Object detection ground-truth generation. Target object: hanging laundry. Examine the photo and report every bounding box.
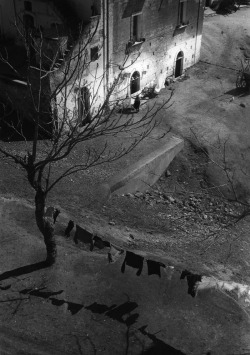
[121,251,144,276]
[74,225,94,250]
[108,244,124,263]
[93,235,111,250]
[64,220,74,238]
[53,208,60,224]
[180,270,202,298]
[164,266,175,281]
[147,259,166,278]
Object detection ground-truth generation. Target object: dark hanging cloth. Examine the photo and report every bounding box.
[180,270,202,298]
[74,225,94,250]
[64,220,74,238]
[147,260,166,278]
[121,251,144,276]
[53,208,60,224]
[93,235,110,250]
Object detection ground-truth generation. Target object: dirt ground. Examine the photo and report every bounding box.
[1,6,250,355]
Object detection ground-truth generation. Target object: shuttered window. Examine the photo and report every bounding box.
[132,13,142,42]
[179,0,187,25]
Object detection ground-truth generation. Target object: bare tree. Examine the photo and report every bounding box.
[0,18,173,265]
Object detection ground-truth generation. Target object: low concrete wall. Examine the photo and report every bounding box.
[96,134,183,202]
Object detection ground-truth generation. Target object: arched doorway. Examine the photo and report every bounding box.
[130,71,140,94]
[78,87,91,126]
[175,51,184,78]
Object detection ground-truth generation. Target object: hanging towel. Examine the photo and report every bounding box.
[108,244,124,263]
[147,260,166,278]
[121,251,144,276]
[164,266,175,281]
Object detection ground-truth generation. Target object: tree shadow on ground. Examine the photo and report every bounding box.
[118,107,137,114]
[139,325,187,355]
[0,261,49,282]
[225,87,250,98]
[85,301,139,326]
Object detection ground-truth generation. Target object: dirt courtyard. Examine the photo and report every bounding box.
[0,6,250,355]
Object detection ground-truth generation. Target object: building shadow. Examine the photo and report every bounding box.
[224,87,250,98]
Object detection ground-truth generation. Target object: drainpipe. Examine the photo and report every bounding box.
[103,0,109,99]
[194,0,202,64]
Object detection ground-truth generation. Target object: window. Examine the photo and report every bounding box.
[179,0,187,26]
[24,1,32,12]
[132,13,142,42]
[90,46,99,62]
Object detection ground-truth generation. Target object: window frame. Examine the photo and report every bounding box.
[90,46,99,62]
[178,0,187,26]
[131,12,143,43]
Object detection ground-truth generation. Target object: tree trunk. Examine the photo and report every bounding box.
[35,189,57,265]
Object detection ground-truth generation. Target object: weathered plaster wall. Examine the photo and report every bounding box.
[110,0,205,98]
[55,16,105,127]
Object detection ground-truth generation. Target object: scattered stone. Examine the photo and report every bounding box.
[126,193,135,198]
[129,234,135,239]
[165,169,171,177]
[134,192,144,198]
[167,196,175,203]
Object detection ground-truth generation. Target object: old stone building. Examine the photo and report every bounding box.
[55,0,205,127]
[0,0,205,135]
[109,0,205,98]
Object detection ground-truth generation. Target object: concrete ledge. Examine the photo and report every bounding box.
[98,134,184,199]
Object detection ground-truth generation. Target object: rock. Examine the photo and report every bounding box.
[240,103,246,108]
[129,234,135,239]
[134,192,144,198]
[168,196,175,203]
[126,193,135,198]
[109,221,116,226]
[203,214,208,220]
[165,169,171,177]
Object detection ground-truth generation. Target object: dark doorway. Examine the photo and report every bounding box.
[175,51,184,78]
[130,71,140,94]
[78,87,91,125]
